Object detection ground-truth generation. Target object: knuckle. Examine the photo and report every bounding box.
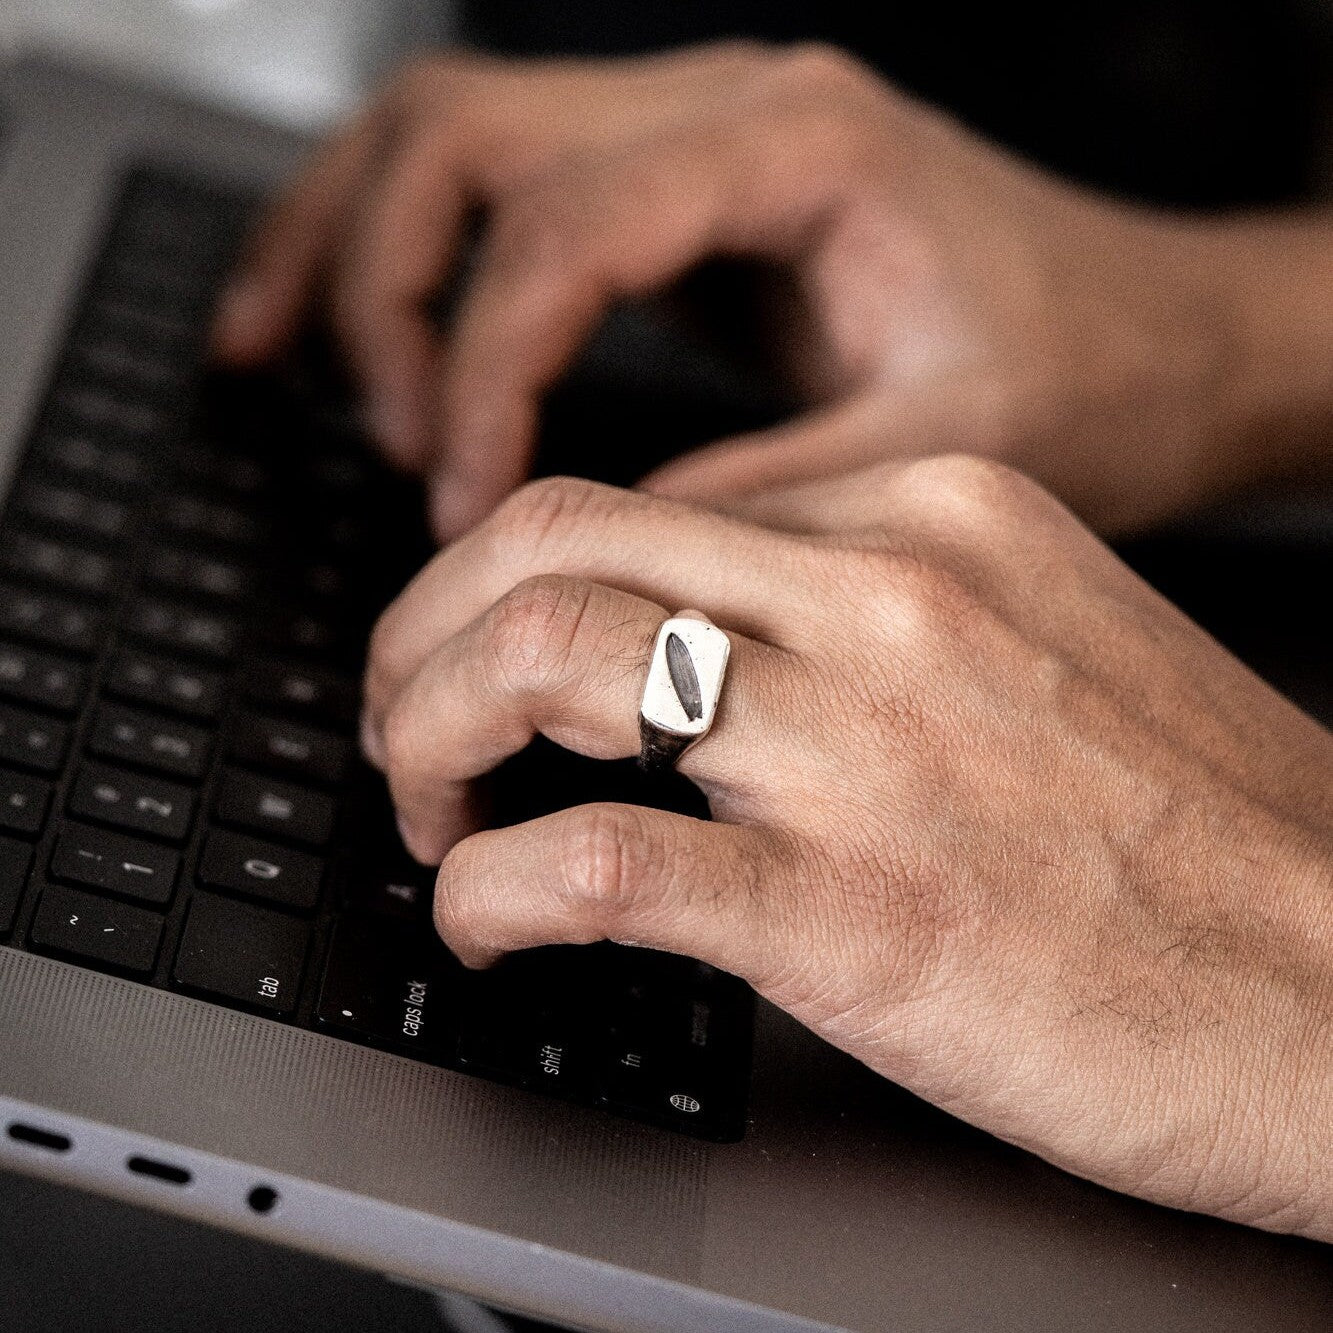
[749,45,885,175]
[698,37,771,67]
[773,42,873,96]
[898,453,1034,527]
[485,573,595,698]
[489,475,605,557]
[388,53,453,106]
[556,805,654,923]
[833,541,971,651]
[489,178,594,277]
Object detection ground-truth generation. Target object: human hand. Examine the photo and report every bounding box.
[359,462,1333,1239]
[211,42,1333,539]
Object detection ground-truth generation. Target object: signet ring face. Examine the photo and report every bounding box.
[638,615,731,773]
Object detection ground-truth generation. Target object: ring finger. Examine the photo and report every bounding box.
[376,573,798,864]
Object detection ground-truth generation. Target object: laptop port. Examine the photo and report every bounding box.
[6,1122,73,1153]
[126,1155,192,1186]
[247,1185,280,1215]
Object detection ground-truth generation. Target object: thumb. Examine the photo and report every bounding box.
[637,389,991,525]
[637,393,933,506]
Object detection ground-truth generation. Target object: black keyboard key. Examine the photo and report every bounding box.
[127,600,240,661]
[0,704,69,774]
[173,893,308,1015]
[106,649,224,720]
[174,446,268,497]
[55,384,165,443]
[227,714,350,785]
[198,830,323,911]
[69,764,194,842]
[456,961,595,1097]
[0,769,52,837]
[598,964,751,1137]
[259,609,351,659]
[243,660,357,725]
[214,769,335,847]
[315,916,457,1055]
[88,704,211,780]
[50,825,179,906]
[39,433,146,489]
[3,532,115,595]
[457,1006,595,1098]
[342,866,433,921]
[0,837,32,934]
[16,480,129,541]
[0,642,86,714]
[0,584,103,655]
[162,493,266,548]
[73,336,185,395]
[144,548,253,601]
[31,885,163,975]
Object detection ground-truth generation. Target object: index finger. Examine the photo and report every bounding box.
[211,101,389,366]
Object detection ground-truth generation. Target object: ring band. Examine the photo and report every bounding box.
[638,614,731,774]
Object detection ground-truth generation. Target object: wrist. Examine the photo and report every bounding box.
[1184,213,1333,488]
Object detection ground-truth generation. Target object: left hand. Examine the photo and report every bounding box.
[215,44,1333,540]
[361,463,1333,1240]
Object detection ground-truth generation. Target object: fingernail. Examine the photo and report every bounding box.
[359,710,385,770]
[396,812,438,867]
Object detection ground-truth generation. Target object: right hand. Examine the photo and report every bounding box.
[358,466,1333,1240]
[212,42,1333,540]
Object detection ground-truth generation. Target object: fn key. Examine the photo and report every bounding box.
[173,893,308,1016]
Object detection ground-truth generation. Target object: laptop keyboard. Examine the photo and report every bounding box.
[0,169,752,1142]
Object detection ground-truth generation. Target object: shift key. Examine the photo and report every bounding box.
[173,893,308,1016]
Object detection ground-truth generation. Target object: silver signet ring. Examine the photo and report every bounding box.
[638,613,731,774]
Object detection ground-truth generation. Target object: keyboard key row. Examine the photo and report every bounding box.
[0,641,87,714]
[0,583,104,655]
[15,479,130,542]
[107,649,224,719]
[89,704,211,780]
[69,763,195,842]
[3,530,116,595]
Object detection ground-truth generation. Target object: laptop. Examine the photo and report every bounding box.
[0,54,1329,1333]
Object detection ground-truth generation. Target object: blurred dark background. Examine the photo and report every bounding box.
[463,0,1333,207]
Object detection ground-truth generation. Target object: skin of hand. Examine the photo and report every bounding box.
[357,462,1333,1240]
[212,42,1333,541]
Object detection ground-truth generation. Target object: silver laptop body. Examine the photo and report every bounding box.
[0,54,1329,1333]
